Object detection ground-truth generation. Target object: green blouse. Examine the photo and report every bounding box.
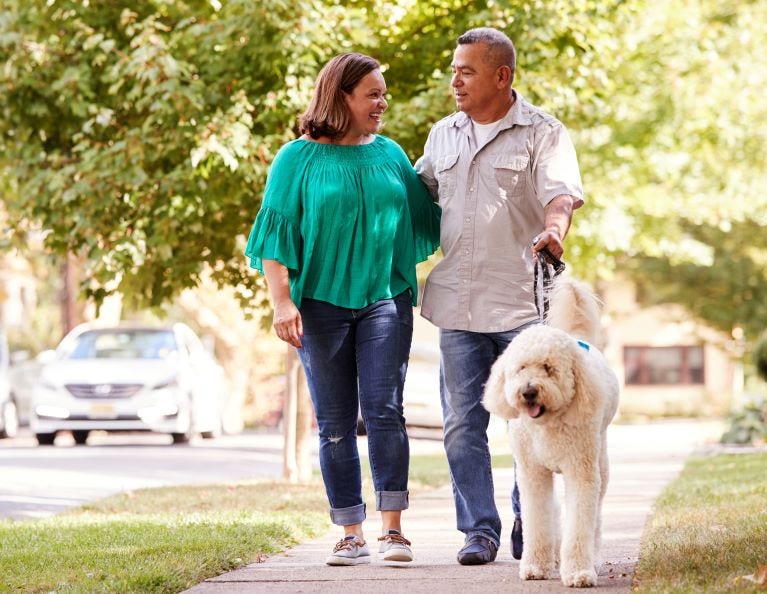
[244,135,441,308]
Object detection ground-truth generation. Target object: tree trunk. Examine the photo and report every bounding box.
[283,346,313,483]
[61,253,78,335]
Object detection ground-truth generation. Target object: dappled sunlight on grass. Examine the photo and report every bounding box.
[634,452,767,593]
[0,482,330,593]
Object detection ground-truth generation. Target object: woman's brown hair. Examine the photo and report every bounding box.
[299,53,380,140]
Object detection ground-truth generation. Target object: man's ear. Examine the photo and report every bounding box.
[497,65,513,88]
[482,356,519,419]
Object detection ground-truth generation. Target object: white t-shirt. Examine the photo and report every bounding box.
[472,119,501,148]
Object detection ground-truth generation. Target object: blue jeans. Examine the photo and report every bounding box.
[439,321,538,545]
[297,292,413,526]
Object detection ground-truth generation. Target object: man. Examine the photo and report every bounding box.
[416,27,583,565]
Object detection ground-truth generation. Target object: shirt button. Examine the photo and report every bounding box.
[470,187,475,192]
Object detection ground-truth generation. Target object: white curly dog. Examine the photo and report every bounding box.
[483,277,619,588]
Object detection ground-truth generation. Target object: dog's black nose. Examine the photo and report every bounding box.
[522,384,538,402]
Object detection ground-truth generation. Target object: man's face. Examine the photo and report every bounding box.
[450,43,502,118]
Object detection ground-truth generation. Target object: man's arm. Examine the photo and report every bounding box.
[532,193,576,261]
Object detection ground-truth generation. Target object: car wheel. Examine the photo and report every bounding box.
[171,399,193,444]
[36,432,57,446]
[171,431,191,444]
[200,417,222,440]
[72,430,89,445]
[0,400,19,439]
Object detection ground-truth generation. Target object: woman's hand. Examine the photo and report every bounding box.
[262,259,303,348]
[272,298,303,348]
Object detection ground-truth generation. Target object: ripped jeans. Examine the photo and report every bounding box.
[296,292,412,526]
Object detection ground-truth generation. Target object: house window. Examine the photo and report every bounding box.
[624,345,705,385]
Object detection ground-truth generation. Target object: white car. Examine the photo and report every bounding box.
[0,329,20,439]
[30,323,227,445]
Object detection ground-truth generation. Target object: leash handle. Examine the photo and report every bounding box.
[533,247,565,321]
[539,246,566,275]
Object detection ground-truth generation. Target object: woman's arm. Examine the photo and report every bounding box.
[262,259,303,348]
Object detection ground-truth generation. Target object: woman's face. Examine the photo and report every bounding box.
[343,68,388,138]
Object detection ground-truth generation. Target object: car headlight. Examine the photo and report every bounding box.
[38,379,59,392]
[153,378,179,391]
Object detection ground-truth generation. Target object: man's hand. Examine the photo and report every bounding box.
[532,228,563,262]
[535,194,576,262]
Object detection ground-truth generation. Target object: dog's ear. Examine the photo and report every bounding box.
[482,355,519,419]
[562,344,598,424]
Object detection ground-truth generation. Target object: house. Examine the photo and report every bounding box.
[602,276,737,419]
[0,251,37,331]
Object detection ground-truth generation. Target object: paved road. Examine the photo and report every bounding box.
[0,429,292,519]
[0,426,448,520]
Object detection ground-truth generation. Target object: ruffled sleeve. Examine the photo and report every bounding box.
[243,141,304,273]
[408,174,441,263]
[394,145,441,263]
[244,206,301,273]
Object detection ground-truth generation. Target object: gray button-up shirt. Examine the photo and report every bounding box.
[415,92,583,332]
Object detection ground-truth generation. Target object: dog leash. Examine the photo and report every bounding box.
[534,246,565,321]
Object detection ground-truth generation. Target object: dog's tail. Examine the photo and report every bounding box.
[546,276,606,350]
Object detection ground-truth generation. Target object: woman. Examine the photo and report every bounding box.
[244,53,440,566]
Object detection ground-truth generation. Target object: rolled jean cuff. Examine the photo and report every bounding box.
[376,490,409,511]
[329,503,366,526]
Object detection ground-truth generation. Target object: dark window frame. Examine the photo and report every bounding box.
[623,345,705,386]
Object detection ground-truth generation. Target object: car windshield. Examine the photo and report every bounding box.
[64,330,178,360]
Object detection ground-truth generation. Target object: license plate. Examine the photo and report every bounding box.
[89,403,117,419]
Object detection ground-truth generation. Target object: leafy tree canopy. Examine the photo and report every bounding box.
[1,0,360,311]
[1,0,765,341]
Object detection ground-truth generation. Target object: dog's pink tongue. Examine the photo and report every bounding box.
[526,404,542,418]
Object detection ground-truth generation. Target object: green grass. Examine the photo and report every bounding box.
[633,452,767,593]
[406,451,513,489]
[0,451,515,593]
[0,481,329,593]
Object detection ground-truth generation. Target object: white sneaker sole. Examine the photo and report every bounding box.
[325,554,371,566]
[381,549,413,562]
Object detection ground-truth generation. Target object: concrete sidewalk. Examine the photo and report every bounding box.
[185,419,723,593]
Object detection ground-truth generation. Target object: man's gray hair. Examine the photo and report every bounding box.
[457,27,516,76]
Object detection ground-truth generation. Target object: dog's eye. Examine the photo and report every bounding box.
[543,363,553,375]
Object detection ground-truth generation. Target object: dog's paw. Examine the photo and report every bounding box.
[520,563,549,580]
[561,568,597,588]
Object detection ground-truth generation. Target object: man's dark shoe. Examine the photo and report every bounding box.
[457,534,498,565]
[511,517,523,560]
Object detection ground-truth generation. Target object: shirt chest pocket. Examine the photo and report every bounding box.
[493,153,529,199]
[435,153,459,199]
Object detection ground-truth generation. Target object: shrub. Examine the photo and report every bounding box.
[720,397,767,445]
